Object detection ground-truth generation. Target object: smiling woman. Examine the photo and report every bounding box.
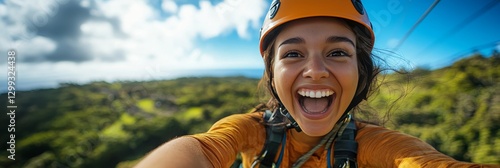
[135,0,500,168]
[272,18,360,137]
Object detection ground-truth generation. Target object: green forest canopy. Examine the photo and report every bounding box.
[1,52,499,167]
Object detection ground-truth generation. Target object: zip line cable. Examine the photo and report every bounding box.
[449,40,500,60]
[393,0,441,50]
[433,40,500,68]
[414,0,500,58]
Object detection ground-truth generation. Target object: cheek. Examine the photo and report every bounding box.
[335,63,359,96]
[273,64,288,91]
[272,63,297,100]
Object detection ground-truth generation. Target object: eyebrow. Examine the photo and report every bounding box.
[278,36,356,48]
[278,37,304,47]
[327,36,355,47]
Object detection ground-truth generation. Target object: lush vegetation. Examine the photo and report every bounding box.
[371,52,500,163]
[1,52,499,167]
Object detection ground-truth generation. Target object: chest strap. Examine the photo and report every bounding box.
[252,110,286,168]
[253,110,358,168]
[333,119,358,168]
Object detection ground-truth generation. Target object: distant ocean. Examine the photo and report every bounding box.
[2,68,265,92]
[168,68,264,79]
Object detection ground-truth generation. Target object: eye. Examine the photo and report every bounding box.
[327,50,351,57]
[283,51,302,58]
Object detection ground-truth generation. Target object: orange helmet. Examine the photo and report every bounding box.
[259,0,374,56]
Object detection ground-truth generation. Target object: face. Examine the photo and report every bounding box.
[272,17,359,136]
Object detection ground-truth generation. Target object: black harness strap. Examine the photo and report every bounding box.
[253,111,358,168]
[333,120,358,168]
[256,110,285,168]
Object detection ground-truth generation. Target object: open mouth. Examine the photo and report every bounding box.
[297,89,334,114]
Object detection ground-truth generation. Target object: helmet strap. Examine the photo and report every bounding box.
[278,104,302,132]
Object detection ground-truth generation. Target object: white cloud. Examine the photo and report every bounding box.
[80,21,114,37]
[387,38,400,49]
[79,21,127,61]
[0,0,69,61]
[1,0,266,63]
[18,36,57,58]
[162,0,177,13]
[80,0,91,8]
[0,0,268,89]
[83,0,266,67]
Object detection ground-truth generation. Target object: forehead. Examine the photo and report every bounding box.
[276,17,356,42]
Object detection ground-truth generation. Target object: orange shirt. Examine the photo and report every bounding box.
[190,112,499,168]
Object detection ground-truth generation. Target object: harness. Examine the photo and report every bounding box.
[252,110,358,168]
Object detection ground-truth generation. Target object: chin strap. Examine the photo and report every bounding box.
[278,104,302,132]
[267,77,302,132]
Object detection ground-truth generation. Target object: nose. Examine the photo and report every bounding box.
[302,55,329,80]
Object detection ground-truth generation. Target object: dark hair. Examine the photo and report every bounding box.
[256,19,382,124]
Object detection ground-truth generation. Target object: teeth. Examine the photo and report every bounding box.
[298,89,334,98]
[315,91,321,98]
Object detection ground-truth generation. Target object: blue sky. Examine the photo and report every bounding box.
[201,0,500,69]
[170,0,500,69]
[0,0,499,91]
[364,0,500,68]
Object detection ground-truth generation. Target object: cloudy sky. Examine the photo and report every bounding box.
[0,0,499,91]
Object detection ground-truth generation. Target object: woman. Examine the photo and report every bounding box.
[136,0,499,167]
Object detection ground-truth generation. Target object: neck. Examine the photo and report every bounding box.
[290,129,322,147]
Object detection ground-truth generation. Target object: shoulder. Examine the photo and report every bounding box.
[192,112,266,150]
[189,112,267,167]
[355,122,437,167]
[354,122,491,167]
[209,112,264,132]
[355,122,435,151]
[355,122,418,140]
